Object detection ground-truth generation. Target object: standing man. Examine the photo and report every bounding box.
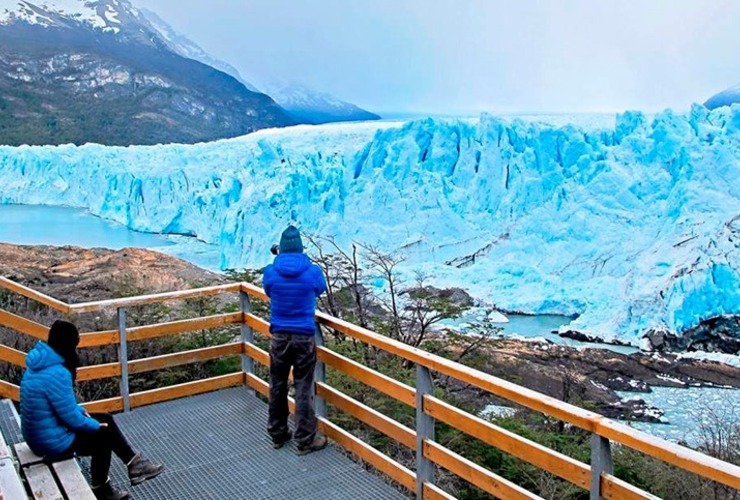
[263,225,328,454]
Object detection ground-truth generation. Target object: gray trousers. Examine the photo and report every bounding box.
[268,333,317,446]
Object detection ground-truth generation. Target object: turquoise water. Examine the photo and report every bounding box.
[0,205,172,248]
[0,205,221,270]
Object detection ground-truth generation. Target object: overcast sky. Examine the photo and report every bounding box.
[143,0,739,115]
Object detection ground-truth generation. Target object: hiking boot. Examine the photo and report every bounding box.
[128,453,165,486]
[92,480,130,500]
[296,434,328,456]
[272,432,292,449]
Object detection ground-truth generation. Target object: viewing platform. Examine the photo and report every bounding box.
[0,387,405,499]
[0,276,738,499]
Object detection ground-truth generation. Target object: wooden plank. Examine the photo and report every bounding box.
[423,482,457,500]
[129,372,243,408]
[126,312,242,343]
[0,458,27,500]
[81,397,123,414]
[316,382,416,449]
[597,418,740,492]
[52,460,96,500]
[601,473,660,500]
[68,283,241,313]
[78,330,119,349]
[318,348,416,407]
[77,362,121,382]
[0,277,70,313]
[319,417,416,492]
[14,442,43,467]
[244,313,270,336]
[243,342,270,367]
[0,309,48,341]
[0,344,26,368]
[424,395,590,489]
[424,440,543,500]
[128,343,241,375]
[0,381,19,402]
[26,463,64,500]
[240,282,269,302]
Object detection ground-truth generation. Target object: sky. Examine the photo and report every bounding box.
[142,0,739,115]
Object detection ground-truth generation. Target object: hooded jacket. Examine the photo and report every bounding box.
[263,253,327,335]
[20,341,100,457]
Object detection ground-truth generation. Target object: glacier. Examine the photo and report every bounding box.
[0,106,739,347]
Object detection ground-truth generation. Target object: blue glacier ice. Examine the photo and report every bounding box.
[0,106,739,347]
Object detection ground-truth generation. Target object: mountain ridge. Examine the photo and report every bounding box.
[0,0,293,146]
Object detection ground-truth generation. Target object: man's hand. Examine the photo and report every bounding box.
[99,423,108,428]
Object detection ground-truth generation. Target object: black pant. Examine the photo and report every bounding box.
[268,333,317,447]
[66,413,136,487]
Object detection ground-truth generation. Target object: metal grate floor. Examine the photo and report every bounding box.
[0,388,409,499]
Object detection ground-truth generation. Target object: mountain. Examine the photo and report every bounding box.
[0,0,293,146]
[259,81,381,124]
[138,8,260,93]
[135,8,380,125]
[1,105,739,349]
[705,82,740,109]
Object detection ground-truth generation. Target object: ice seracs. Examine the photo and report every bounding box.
[0,105,738,348]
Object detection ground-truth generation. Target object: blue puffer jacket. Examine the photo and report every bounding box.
[20,342,100,457]
[263,253,327,335]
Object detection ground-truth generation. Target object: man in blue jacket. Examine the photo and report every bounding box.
[263,225,328,454]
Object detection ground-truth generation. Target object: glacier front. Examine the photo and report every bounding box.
[0,106,739,347]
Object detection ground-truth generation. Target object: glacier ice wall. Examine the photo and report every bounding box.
[0,107,739,345]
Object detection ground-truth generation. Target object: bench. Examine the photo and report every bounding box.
[0,430,25,500]
[14,442,95,500]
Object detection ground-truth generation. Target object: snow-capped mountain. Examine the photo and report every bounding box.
[1,105,738,349]
[134,7,379,125]
[0,0,292,145]
[705,81,740,109]
[138,7,261,93]
[259,81,381,124]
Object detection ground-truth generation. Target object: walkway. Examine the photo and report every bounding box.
[0,388,408,499]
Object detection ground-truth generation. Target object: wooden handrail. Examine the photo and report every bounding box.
[1,276,739,496]
[0,277,70,313]
[69,283,242,313]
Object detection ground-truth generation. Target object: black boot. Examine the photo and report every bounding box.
[128,453,165,486]
[92,479,129,500]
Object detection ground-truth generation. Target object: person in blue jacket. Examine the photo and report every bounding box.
[263,225,328,454]
[20,320,164,500]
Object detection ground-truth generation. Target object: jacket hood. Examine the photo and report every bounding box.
[273,253,311,278]
[25,341,64,372]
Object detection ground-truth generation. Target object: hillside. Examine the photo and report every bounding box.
[0,0,293,146]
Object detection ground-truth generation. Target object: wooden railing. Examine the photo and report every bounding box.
[0,277,738,499]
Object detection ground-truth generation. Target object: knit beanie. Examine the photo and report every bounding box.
[47,320,81,381]
[279,225,304,254]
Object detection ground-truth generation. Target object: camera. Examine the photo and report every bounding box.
[270,244,280,255]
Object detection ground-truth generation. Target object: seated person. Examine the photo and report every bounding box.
[20,320,164,500]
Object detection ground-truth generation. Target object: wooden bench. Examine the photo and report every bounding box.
[0,431,25,500]
[13,442,95,500]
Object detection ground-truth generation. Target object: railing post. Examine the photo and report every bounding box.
[416,365,435,498]
[117,307,130,413]
[240,291,255,381]
[314,323,327,419]
[590,434,613,500]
